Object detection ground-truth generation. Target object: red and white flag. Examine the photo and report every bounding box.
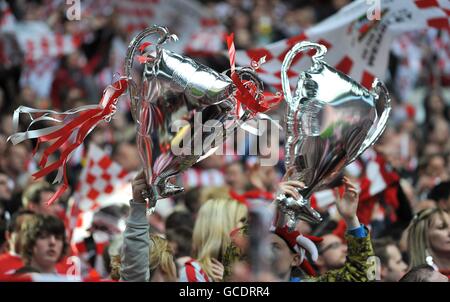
[235,0,450,90]
[310,149,400,225]
[179,167,225,190]
[115,0,225,55]
[1,20,81,63]
[0,0,15,30]
[68,144,133,244]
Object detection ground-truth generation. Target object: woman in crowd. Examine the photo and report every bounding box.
[179,197,248,282]
[120,170,247,282]
[111,234,177,282]
[406,207,450,277]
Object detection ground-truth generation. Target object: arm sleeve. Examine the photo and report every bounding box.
[120,201,150,282]
[311,226,375,282]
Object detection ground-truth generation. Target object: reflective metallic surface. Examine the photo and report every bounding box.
[125,26,264,213]
[277,41,391,230]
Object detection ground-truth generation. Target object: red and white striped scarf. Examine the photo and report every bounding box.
[179,258,210,282]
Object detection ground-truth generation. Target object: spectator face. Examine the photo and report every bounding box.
[225,163,247,192]
[29,190,62,217]
[31,232,64,272]
[429,119,450,146]
[318,234,347,270]
[429,93,445,115]
[428,212,450,257]
[113,143,141,172]
[269,234,299,280]
[0,173,13,201]
[425,155,447,179]
[2,145,27,176]
[382,244,408,282]
[259,166,277,192]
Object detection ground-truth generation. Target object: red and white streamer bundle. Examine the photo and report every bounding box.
[8,78,129,206]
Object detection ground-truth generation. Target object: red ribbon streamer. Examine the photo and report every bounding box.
[31,78,128,206]
[226,33,282,114]
[226,33,271,115]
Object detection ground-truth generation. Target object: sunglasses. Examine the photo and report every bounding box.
[319,241,343,254]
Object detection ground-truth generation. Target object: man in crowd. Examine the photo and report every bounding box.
[400,264,448,282]
[316,233,348,275]
[22,181,62,217]
[17,214,68,274]
[372,237,408,281]
[224,161,248,194]
[428,181,450,210]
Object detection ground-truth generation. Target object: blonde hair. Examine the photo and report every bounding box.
[148,234,177,281]
[192,198,247,281]
[111,234,177,281]
[407,207,449,268]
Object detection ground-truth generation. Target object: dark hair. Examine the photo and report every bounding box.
[423,90,450,127]
[372,237,397,267]
[165,211,194,231]
[399,264,436,282]
[166,227,193,258]
[14,266,41,275]
[183,187,202,214]
[20,214,68,264]
[428,181,450,203]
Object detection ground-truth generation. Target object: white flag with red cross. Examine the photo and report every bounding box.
[235,0,450,90]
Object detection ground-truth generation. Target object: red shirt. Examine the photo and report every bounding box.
[440,269,450,279]
[0,252,76,275]
[0,253,23,275]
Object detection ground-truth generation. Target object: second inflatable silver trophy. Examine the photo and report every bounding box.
[276,41,391,230]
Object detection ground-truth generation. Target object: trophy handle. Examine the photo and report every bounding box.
[281,42,327,168]
[124,25,177,122]
[280,41,327,108]
[349,79,391,163]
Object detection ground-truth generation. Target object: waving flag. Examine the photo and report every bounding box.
[235,0,450,90]
[115,0,225,55]
[68,143,133,243]
[310,149,401,239]
[1,1,81,64]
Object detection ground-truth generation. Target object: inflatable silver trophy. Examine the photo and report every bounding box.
[7,25,265,210]
[125,25,265,214]
[276,41,391,230]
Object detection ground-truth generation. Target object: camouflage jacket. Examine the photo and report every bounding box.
[307,231,375,282]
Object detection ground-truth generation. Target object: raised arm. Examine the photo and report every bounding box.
[120,170,150,282]
[314,177,375,282]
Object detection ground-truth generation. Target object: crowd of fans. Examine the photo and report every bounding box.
[0,0,449,282]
